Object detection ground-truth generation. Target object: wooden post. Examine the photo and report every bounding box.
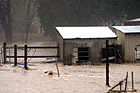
[24,45,28,70]
[56,46,60,77]
[120,84,122,92]
[125,72,128,90]
[106,40,109,86]
[9,48,11,62]
[14,45,17,66]
[0,48,1,65]
[3,42,6,64]
[132,71,134,89]
[56,61,60,77]
[1,48,3,64]
[115,45,118,62]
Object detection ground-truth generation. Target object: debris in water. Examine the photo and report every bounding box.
[44,70,56,76]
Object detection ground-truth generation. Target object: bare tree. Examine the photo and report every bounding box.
[25,0,37,42]
[0,0,12,42]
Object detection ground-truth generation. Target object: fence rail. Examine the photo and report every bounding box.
[6,56,60,58]
[6,46,59,49]
[1,42,59,70]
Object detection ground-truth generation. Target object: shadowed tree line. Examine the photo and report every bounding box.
[38,0,140,40]
[0,0,12,42]
[0,0,39,42]
[0,0,140,42]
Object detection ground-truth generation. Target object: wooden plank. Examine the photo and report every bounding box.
[125,72,128,90]
[107,90,137,92]
[6,47,24,49]
[24,45,28,70]
[102,56,115,61]
[106,40,109,87]
[56,47,60,77]
[3,42,6,64]
[108,78,126,91]
[132,71,134,89]
[78,56,89,57]
[28,46,59,49]
[14,45,17,66]
[6,56,60,58]
[6,46,59,49]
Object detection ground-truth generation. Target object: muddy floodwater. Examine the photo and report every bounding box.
[0,63,140,93]
[0,42,140,92]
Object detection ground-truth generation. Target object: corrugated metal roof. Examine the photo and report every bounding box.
[128,18,140,22]
[56,27,117,39]
[113,26,140,33]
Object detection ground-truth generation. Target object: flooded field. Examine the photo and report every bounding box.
[0,63,140,93]
[0,42,140,93]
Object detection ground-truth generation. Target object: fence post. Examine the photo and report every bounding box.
[106,40,109,86]
[56,61,60,77]
[3,42,6,64]
[125,72,128,90]
[0,48,1,65]
[56,47,60,77]
[1,48,3,64]
[24,45,28,70]
[132,71,134,89]
[115,45,118,62]
[14,45,17,66]
[120,84,122,92]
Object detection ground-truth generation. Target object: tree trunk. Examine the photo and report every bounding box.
[1,18,12,42]
[25,0,37,42]
[0,0,12,42]
[25,0,31,42]
[6,0,12,42]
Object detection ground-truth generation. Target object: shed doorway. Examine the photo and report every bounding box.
[72,47,90,64]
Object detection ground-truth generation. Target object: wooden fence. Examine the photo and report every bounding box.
[2,42,59,70]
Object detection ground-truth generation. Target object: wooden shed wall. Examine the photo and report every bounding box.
[125,34,140,61]
[57,31,64,61]
[117,30,140,61]
[116,30,125,59]
[63,39,117,65]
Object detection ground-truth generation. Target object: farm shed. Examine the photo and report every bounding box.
[113,26,140,62]
[124,18,140,26]
[56,27,117,65]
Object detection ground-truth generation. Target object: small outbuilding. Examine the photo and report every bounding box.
[124,18,140,26]
[56,26,117,65]
[113,26,140,62]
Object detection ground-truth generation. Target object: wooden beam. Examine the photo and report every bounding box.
[14,45,17,66]
[3,42,6,64]
[6,46,59,49]
[107,90,137,93]
[132,71,134,89]
[125,72,128,90]
[106,40,109,87]
[6,56,60,58]
[28,46,59,49]
[24,45,28,70]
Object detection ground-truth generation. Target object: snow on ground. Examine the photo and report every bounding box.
[0,63,140,93]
